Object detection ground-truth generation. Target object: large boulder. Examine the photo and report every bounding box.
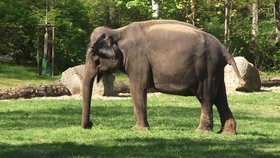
[224,56,261,92]
[61,65,84,95]
[61,65,115,96]
[92,73,115,96]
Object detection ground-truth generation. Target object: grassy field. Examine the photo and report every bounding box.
[1,62,280,157]
[0,92,280,158]
[0,63,60,90]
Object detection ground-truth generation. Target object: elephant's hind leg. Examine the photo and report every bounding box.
[195,97,214,132]
[195,81,214,132]
[215,82,237,134]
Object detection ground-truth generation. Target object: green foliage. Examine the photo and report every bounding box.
[158,1,186,20]
[0,93,280,157]
[0,0,39,64]
[0,0,91,71]
[255,21,279,70]
[229,2,280,70]
[48,0,91,70]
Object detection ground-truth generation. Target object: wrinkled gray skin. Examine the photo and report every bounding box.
[82,20,243,134]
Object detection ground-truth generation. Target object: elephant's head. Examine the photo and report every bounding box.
[82,27,123,128]
[89,27,123,73]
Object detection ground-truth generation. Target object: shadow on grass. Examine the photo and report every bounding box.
[0,137,279,158]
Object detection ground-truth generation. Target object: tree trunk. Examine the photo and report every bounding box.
[190,0,195,25]
[251,0,259,68]
[274,0,280,46]
[185,0,195,25]
[252,1,259,41]
[152,0,159,18]
[104,4,111,27]
[224,0,231,52]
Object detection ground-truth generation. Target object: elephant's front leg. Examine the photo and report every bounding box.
[130,83,149,130]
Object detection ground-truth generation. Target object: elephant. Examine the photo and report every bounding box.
[81,19,243,134]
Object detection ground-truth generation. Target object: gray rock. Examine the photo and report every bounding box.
[93,74,115,96]
[224,56,261,92]
[61,65,115,96]
[61,65,83,95]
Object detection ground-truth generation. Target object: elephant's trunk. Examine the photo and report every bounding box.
[81,53,97,129]
[82,72,95,128]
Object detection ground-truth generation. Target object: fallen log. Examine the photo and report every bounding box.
[0,83,70,100]
[0,81,156,100]
[261,79,280,87]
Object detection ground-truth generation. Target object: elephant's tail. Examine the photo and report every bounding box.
[224,51,246,90]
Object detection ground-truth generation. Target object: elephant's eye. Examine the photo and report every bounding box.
[95,58,100,66]
[94,40,105,49]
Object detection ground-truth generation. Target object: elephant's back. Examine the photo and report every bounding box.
[144,23,200,37]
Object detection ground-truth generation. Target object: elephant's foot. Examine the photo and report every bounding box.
[195,125,213,132]
[82,121,93,129]
[132,123,149,130]
[218,118,237,135]
[196,119,213,132]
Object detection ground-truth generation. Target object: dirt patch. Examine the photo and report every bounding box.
[260,86,280,92]
[24,93,131,101]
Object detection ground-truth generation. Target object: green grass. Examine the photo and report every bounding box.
[0,63,279,157]
[0,92,280,157]
[114,70,129,82]
[259,70,280,79]
[0,63,60,90]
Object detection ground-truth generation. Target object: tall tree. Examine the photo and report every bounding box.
[184,0,196,25]
[251,0,259,68]
[252,0,259,41]
[224,0,231,51]
[190,0,196,25]
[274,0,280,46]
[152,0,159,18]
[104,4,112,27]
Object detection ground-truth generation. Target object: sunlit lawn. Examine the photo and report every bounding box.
[0,63,60,90]
[0,92,279,158]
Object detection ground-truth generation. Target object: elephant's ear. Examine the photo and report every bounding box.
[92,34,106,52]
[92,34,117,60]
